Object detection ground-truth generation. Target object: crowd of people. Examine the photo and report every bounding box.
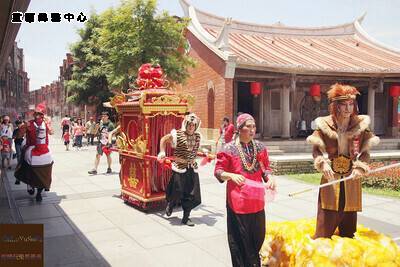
[0,115,26,173]
[0,108,118,201]
[60,115,102,151]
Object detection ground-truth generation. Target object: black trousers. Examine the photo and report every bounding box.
[227,206,265,267]
[166,168,201,216]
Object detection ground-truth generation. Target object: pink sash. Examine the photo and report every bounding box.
[239,179,276,202]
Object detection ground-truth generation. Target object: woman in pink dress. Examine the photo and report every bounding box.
[73,118,85,150]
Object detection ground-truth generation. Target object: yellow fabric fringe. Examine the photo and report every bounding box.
[260,219,400,267]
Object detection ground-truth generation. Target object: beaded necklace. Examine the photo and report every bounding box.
[235,138,257,171]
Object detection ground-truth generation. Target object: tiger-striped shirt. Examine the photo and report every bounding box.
[171,129,201,172]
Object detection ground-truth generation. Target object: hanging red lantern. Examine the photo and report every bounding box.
[389,85,400,97]
[250,82,262,97]
[309,83,321,97]
[310,83,321,102]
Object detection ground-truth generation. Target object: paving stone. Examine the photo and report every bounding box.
[18,203,62,221]
[44,235,99,266]
[149,242,228,267]
[25,216,74,238]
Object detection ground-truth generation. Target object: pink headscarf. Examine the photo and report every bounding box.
[236,113,255,129]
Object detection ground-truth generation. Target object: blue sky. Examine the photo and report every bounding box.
[16,0,400,91]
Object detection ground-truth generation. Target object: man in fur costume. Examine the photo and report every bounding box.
[157,113,202,226]
[15,103,54,202]
[306,83,379,238]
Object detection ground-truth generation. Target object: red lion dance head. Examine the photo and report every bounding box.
[135,63,166,90]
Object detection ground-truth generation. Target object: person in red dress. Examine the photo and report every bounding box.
[214,113,276,267]
[217,116,235,151]
[14,103,54,202]
[1,134,11,169]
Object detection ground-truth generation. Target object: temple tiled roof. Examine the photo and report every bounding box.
[180,0,400,76]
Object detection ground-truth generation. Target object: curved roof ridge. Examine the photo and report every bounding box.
[354,20,400,54]
[181,0,364,36]
[179,0,400,75]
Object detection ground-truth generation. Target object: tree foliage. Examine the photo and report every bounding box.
[66,0,195,108]
[66,13,111,109]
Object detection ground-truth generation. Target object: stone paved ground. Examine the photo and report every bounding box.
[2,132,400,266]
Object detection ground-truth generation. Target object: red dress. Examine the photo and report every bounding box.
[1,138,11,153]
[220,123,235,144]
[15,119,53,190]
[25,120,50,157]
[214,140,271,214]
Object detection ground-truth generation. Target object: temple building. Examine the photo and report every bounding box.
[179,0,400,141]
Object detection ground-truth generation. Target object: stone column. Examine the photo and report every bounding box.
[281,86,290,138]
[259,82,264,138]
[367,86,375,131]
[390,96,399,137]
[289,75,296,138]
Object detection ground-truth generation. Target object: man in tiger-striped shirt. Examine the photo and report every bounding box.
[158,113,202,227]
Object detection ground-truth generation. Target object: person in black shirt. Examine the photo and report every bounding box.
[88,112,118,175]
[12,120,24,184]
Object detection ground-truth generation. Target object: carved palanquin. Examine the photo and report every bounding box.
[114,88,193,210]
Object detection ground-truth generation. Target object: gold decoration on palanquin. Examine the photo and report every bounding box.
[116,132,128,150]
[332,155,352,174]
[127,134,147,154]
[151,95,181,105]
[128,163,139,188]
[178,94,195,107]
[110,94,126,107]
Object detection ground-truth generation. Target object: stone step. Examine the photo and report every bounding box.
[268,149,285,155]
[270,152,400,175]
[262,138,400,153]
[202,138,400,154]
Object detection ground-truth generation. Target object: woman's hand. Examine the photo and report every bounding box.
[265,176,276,190]
[322,162,335,182]
[229,173,245,185]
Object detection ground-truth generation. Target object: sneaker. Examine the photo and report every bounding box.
[88,169,97,175]
[181,218,195,227]
[8,166,11,170]
[106,168,112,174]
[15,180,20,185]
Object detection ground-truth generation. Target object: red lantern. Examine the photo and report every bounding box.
[310,83,321,97]
[250,82,262,97]
[389,85,400,97]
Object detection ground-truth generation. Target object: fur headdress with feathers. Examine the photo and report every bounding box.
[327,83,360,102]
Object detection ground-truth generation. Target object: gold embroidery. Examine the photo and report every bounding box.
[128,163,139,188]
[331,155,352,174]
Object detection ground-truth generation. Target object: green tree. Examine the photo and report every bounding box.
[66,13,112,110]
[67,0,195,108]
[99,0,195,89]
